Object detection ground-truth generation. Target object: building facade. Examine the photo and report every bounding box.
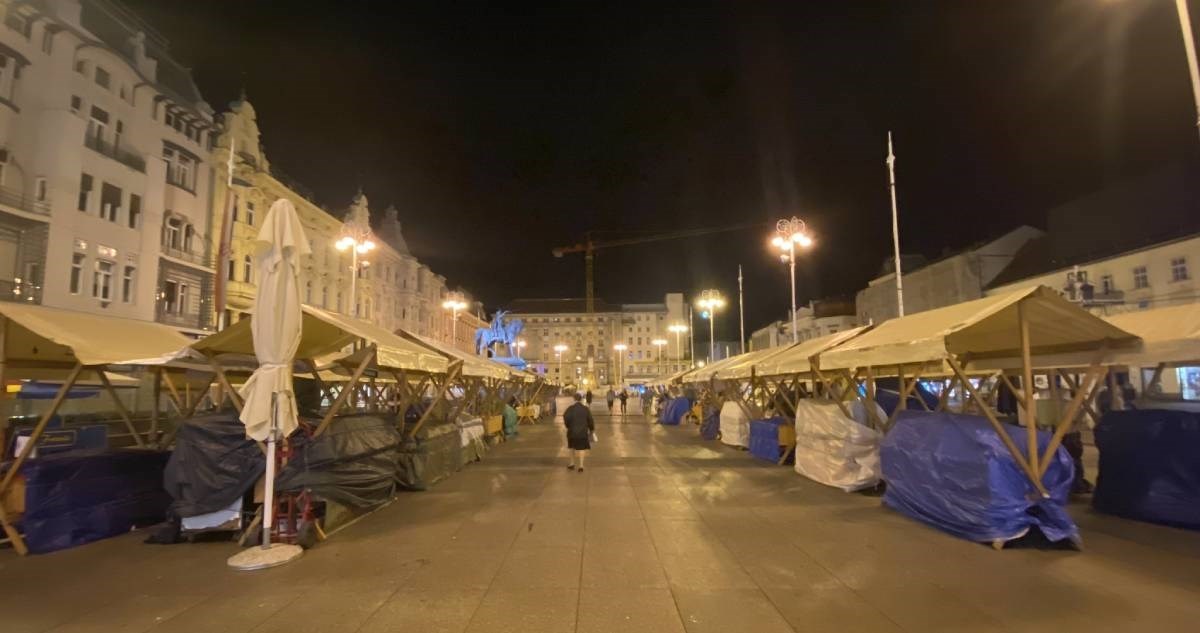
[748,298,858,351]
[0,0,216,333]
[506,294,688,386]
[210,95,483,352]
[855,226,1043,326]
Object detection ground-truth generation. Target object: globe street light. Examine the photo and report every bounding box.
[667,323,688,369]
[652,338,667,374]
[441,292,468,349]
[695,290,726,363]
[770,217,814,344]
[613,343,628,387]
[335,232,376,318]
[554,343,568,382]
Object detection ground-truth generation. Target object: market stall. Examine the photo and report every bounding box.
[0,303,194,555]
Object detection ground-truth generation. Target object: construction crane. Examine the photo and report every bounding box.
[551,223,765,312]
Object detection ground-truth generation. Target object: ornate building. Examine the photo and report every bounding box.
[210,95,484,351]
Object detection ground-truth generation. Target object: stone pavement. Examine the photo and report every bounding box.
[3,408,1199,633]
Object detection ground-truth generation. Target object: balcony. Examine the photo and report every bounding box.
[0,278,40,304]
[0,185,50,217]
[161,243,213,269]
[84,133,146,173]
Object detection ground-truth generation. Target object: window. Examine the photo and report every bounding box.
[87,106,109,142]
[74,59,87,74]
[70,95,81,113]
[178,283,190,314]
[1171,257,1189,282]
[128,194,141,228]
[34,177,46,202]
[1133,266,1149,289]
[70,253,85,294]
[1100,274,1113,294]
[321,286,328,308]
[243,255,252,282]
[246,201,255,226]
[122,265,135,303]
[165,217,182,249]
[231,194,239,222]
[162,280,177,314]
[94,66,110,89]
[227,257,236,281]
[93,259,113,301]
[305,281,313,304]
[183,225,194,252]
[0,56,15,102]
[77,173,93,212]
[99,182,121,222]
[162,146,195,191]
[114,120,124,148]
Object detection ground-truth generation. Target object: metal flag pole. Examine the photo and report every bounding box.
[215,138,236,330]
[688,305,695,367]
[737,265,746,355]
[887,131,905,318]
[1177,0,1200,144]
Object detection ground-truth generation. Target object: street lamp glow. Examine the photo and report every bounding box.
[336,229,377,318]
[667,323,688,367]
[514,339,527,358]
[771,216,814,344]
[442,292,468,348]
[554,343,568,382]
[613,343,628,387]
[695,289,725,363]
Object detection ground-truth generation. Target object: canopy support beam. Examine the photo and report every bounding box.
[314,346,377,438]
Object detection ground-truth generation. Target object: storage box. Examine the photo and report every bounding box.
[484,416,503,435]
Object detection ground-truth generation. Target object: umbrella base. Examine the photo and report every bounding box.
[227,543,304,571]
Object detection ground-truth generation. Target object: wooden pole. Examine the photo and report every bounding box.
[948,357,1048,497]
[206,354,243,412]
[97,369,145,448]
[313,347,376,438]
[160,370,185,414]
[150,367,162,445]
[0,362,85,555]
[1018,300,1039,477]
[1038,363,1104,479]
[408,361,463,438]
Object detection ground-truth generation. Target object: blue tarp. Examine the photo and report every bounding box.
[1093,409,1200,530]
[17,450,171,554]
[660,398,690,425]
[748,417,786,463]
[880,410,1078,545]
[871,378,939,417]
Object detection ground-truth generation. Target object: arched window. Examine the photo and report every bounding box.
[243,255,252,282]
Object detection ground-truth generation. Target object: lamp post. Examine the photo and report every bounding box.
[770,217,814,343]
[554,343,568,382]
[335,232,376,318]
[667,323,688,371]
[652,338,667,374]
[613,343,628,387]
[441,292,467,349]
[514,339,527,359]
[695,290,726,363]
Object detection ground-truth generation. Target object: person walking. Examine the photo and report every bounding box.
[606,388,616,413]
[563,392,595,472]
[618,389,628,415]
[585,389,594,407]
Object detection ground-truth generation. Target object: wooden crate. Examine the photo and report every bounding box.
[484,415,503,435]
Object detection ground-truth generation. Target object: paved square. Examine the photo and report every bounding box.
[3,409,1199,632]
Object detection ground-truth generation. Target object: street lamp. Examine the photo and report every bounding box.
[667,323,688,369]
[770,216,814,344]
[441,292,468,349]
[514,339,527,358]
[695,290,726,363]
[554,343,568,381]
[613,343,628,387]
[652,338,667,374]
[335,232,376,318]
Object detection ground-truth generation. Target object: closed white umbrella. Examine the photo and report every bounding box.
[228,198,310,570]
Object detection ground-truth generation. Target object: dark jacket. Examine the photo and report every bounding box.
[563,402,595,439]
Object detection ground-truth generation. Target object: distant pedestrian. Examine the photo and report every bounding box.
[619,389,628,414]
[585,389,594,406]
[502,397,519,437]
[606,388,616,413]
[563,392,595,472]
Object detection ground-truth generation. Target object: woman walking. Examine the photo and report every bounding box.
[563,392,595,472]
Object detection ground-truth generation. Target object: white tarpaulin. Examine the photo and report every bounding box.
[238,199,310,442]
[792,399,882,492]
[753,326,871,377]
[719,401,750,448]
[818,286,1137,373]
[397,329,514,380]
[1104,303,1200,367]
[0,302,192,367]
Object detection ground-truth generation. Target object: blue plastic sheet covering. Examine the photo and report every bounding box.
[881,410,1079,545]
[17,449,171,554]
[700,408,720,440]
[660,398,691,425]
[1093,409,1200,530]
[871,378,939,417]
[748,417,786,463]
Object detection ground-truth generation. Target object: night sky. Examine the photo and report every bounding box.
[129,0,1200,339]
